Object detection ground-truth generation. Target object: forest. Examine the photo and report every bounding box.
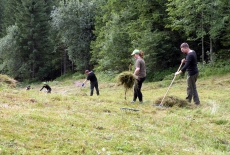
[0,0,229,82]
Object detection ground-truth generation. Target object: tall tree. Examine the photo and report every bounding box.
[0,0,5,37]
[0,0,54,80]
[0,25,21,77]
[167,0,226,63]
[91,0,133,72]
[219,0,230,59]
[16,0,54,80]
[91,0,182,80]
[51,0,96,72]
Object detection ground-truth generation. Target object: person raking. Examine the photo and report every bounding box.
[175,42,200,105]
[82,70,100,96]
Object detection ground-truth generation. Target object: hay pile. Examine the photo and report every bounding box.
[0,74,17,88]
[117,71,137,99]
[154,96,188,107]
[117,71,137,89]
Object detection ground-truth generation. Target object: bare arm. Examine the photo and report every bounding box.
[83,79,87,84]
[175,58,186,75]
[134,67,140,76]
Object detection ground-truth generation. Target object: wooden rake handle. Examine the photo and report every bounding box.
[159,62,183,106]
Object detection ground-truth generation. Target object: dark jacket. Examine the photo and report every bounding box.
[87,71,98,83]
[181,50,199,76]
[40,84,51,91]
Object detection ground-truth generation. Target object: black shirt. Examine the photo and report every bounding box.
[87,71,97,82]
[181,50,199,76]
[40,84,51,91]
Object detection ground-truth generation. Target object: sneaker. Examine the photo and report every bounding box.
[139,101,143,104]
[131,101,135,103]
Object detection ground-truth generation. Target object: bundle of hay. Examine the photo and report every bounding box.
[154,96,188,107]
[117,71,137,89]
[0,74,17,88]
[117,71,137,99]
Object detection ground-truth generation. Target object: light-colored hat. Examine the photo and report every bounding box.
[131,49,140,55]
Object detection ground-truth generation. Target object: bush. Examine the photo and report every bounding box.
[147,66,178,82]
[96,70,119,82]
[198,59,230,78]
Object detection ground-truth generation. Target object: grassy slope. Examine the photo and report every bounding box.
[0,75,230,155]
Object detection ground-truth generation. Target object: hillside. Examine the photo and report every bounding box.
[0,74,229,154]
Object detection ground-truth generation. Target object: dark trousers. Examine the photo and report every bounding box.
[186,73,200,104]
[90,81,99,96]
[133,77,145,102]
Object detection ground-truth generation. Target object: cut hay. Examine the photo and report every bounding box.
[0,74,17,88]
[117,71,137,99]
[117,71,137,89]
[154,96,189,107]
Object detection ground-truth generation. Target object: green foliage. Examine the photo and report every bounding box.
[0,0,230,83]
[198,60,230,78]
[166,0,229,61]
[0,0,5,37]
[51,0,96,72]
[16,0,54,80]
[72,73,86,80]
[0,0,55,80]
[1,0,19,36]
[91,0,182,78]
[147,66,178,82]
[0,25,22,78]
[95,71,118,82]
[91,0,133,72]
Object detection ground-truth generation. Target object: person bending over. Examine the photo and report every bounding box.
[40,83,52,93]
[82,70,99,96]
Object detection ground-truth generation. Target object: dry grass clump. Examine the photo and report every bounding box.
[117,71,137,99]
[117,71,137,89]
[0,74,17,88]
[154,96,189,107]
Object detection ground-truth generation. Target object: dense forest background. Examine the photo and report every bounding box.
[0,0,229,82]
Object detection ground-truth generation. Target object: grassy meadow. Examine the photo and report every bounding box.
[0,73,230,155]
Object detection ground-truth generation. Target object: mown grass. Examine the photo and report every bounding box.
[0,74,230,154]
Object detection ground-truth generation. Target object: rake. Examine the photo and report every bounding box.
[158,62,183,107]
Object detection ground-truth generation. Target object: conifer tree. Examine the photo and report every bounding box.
[15,0,53,79]
[51,0,96,72]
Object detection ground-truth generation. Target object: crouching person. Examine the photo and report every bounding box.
[40,82,52,93]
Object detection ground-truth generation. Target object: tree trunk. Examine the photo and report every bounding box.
[210,37,213,62]
[72,61,75,72]
[32,46,35,78]
[201,11,204,64]
[63,49,67,75]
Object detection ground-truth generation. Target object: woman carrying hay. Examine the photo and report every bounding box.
[131,49,146,103]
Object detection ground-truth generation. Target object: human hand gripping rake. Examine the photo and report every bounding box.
[158,62,183,107]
